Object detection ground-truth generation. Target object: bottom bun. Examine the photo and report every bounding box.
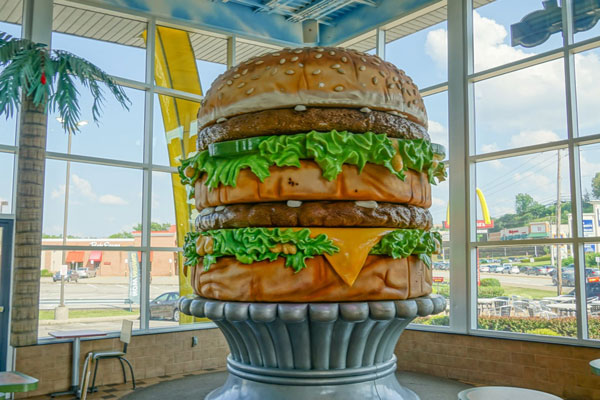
[191,255,432,302]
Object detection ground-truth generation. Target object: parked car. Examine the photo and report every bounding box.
[492,264,505,273]
[509,265,520,274]
[500,264,513,274]
[553,270,575,287]
[149,292,181,322]
[479,265,490,273]
[52,270,79,283]
[526,266,549,275]
[75,267,97,278]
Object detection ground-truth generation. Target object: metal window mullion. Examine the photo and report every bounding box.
[446,0,470,334]
[139,17,156,332]
[561,0,588,341]
[227,35,237,68]
[376,27,385,59]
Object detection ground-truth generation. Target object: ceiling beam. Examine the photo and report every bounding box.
[319,0,441,46]
[75,0,306,46]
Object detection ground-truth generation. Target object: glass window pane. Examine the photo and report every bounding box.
[573,1,600,43]
[42,160,142,239]
[52,9,147,82]
[385,20,448,88]
[0,153,13,214]
[475,150,571,241]
[583,245,600,340]
[38,250,140,338]
[149,250,181,329]
[575,48,600,137]
[0,22,21,146]
[151,171,191,248]
[152,94,200,167]
[197,59,227,94]
[579,143,600,237]
[46,86,145,162]
[474,59,567,154]
[473,0,563,73]
[476,244,577,338]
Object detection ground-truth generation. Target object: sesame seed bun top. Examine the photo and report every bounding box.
[197,47,427,130]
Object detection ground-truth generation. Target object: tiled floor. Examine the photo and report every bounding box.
[27,367,227,400]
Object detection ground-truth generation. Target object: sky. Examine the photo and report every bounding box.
[1,2,600,237]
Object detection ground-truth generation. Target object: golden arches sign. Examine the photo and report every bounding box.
[446,188,491,227]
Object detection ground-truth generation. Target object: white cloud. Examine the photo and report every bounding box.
[509,130,560,148]
[98,194,128,205]
[481,143,499,153]
[428,120,448,148]
[431,196,446,208]
[425,28,447,70]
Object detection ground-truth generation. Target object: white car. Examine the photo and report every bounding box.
[479,265,490,273]
[510,265,520,274]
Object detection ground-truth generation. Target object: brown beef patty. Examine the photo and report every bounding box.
[196,201,432,231]
[197,107,429,151]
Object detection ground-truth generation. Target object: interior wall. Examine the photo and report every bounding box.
[395,330,600,400]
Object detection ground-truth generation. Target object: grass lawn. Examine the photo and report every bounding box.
[39,309,138,320]
[501,285,571,299]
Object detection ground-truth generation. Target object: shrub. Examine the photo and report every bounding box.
[416,315,449,326]
[433,285,449,298]
[40,269,53,277]
[480,278,500,287]
[533,255,551,262]
[477,316,600,339]
[525,328,560,336]
[478,286,504,298]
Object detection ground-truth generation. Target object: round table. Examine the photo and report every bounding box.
[458,386,562,400]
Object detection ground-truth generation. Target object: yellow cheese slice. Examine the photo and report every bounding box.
[288,227,396,287]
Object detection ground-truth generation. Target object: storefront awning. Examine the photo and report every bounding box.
[65,251,84,263]
[88,251,103,263]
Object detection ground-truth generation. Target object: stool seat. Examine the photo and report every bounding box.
[0,371,38,393]
[591,359,600,376]
[458,386,562,400]
[91,350,126,359]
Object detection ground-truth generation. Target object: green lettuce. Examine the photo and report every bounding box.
[370,229,442,268]
[203,228,338,272]
[183,228,442,272]
[178,131,445,189]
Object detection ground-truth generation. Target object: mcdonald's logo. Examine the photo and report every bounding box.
[444,188,493,229]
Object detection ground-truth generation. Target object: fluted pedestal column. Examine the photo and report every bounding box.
[179,295,446,400]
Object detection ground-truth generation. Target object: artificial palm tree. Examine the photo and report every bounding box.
[0,32,130,346]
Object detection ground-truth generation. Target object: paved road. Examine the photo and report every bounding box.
[40,276,179,309]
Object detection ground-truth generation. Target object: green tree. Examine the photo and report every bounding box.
[0,32,130,346]
[515,193,537,215]
[132,222,172,232]
[109,231,134,238]
[592,172,600,199]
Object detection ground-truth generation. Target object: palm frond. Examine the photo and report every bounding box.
[0,33,42,65]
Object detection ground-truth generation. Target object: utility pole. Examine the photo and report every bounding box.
[556,149,563,296]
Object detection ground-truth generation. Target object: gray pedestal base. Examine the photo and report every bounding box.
[179,295,445,400]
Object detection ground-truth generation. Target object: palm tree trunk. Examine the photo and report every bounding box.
[10,95,47,346]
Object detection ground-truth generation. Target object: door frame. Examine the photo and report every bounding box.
[0,218,14,371]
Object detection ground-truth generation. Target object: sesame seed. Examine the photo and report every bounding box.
[294,49,303,54]
[272,53,280,56]
[318,82,325,88]
[312,69,321,75]
[271,68,278,75]
[226,80,233,85]
[251,75,260,80]
[331,64,341,69]
[379,71,386,77]
[315,53,323,59]
[360,107,371,113]
[388,83,395,89]
[359,65,366,71]
[237,82,246,88]
[242,69,248,75]
[316,48,324,52]
[337,68,345,74]
[294,105,306,111]
[217,117,227,123]
[298,63,304,67]
[361,57,367,62]
[285,69,295,75]
[334,85,344,92]
[329,51,336,55]
[291,56,298,62]
[280,58,286,64]
[233,74,240,78]
[255,60,264,65]
[372,77,378,84]
[341,56,348,63]
[246,88,254,95]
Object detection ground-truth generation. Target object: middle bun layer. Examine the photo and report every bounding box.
[196,201,433,231]
[195,161,432,209]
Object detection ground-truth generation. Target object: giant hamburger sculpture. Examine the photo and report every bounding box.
[179,47,446,400]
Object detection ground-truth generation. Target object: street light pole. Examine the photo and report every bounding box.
[55,119,87,320]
